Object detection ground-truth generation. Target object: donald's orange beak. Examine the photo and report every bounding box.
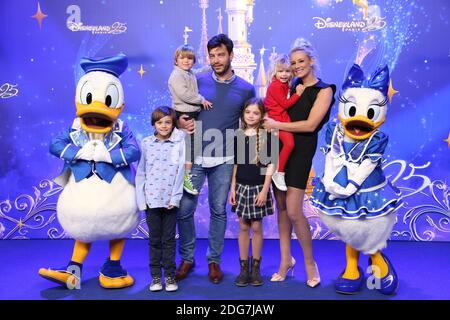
[75,100,124,134]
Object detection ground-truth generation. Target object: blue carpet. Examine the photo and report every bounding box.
[0,239,449,300]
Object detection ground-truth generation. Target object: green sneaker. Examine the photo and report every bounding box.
[183,173,198,195]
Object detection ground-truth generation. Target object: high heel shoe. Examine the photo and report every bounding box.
[270,257,296,282]
[306,262,321,288]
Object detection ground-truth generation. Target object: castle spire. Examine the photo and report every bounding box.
[269,46,277,64]
[255,46,268,98]
[216,7,223,34]
[183,26,193,45]
[226,0,257,84]
[198,0,210,66]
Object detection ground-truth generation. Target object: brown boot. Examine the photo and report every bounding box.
[208,262,223,284]
[250,257,263,286]
[175,260,195,281]
[234,258,250,287]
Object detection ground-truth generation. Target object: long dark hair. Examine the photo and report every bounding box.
[241,98,267,166]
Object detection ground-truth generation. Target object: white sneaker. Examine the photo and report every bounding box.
[165,276,178,292]
[149,277,163,292]
[272,172,287,191]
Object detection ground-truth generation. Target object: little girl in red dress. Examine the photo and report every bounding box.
[264,54,305,191]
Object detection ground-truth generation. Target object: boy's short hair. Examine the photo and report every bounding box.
[151,106,178,127]
[174,45,196,65]
[207,34,233,54]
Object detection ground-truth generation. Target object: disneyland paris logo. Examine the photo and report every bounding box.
[313,2,387,32]
[66,5,127,35]
[313,16,386,32]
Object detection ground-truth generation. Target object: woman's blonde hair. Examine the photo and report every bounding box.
[289,38,320,75]
[267,54,292,84]
[174,44,196,65]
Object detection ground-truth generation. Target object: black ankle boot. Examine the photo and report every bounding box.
[250,257,263,286]
[235,258,250,287]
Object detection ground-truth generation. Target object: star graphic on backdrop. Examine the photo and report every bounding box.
[388,79,398,103]
[138,65,146,78]
[445,133,450,148]
[259,45,267,56]
[31,2,48,29]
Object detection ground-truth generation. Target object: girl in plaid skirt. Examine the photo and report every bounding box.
[229,98,275,287]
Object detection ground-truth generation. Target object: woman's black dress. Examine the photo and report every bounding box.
[284,78,336,189]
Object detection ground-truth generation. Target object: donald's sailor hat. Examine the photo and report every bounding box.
[80,53,128,77]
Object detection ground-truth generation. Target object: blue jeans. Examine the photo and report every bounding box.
[177,163,233,264]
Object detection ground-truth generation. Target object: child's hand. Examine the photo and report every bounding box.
[229,189,236,206]
[295,84,306,96]
[178,115,195,134]
[202,100,213,110]
[254,191,268,207]
[168,205,176,210]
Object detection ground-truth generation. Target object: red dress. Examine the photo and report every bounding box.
[264,78,300,172]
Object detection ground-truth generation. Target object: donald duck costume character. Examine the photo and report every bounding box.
[310,64,403,295]
[38,53,141,289]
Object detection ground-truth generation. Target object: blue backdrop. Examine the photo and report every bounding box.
[1,0,449,241]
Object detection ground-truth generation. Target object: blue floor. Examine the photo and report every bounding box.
[0,239,449,300]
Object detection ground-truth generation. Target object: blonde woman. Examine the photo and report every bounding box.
[264,39,336,288]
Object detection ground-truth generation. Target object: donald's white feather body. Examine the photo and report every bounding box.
[57,172,139,243]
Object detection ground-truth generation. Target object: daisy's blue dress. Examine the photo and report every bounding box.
[310,122,404,254]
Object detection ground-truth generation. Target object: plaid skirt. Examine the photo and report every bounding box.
[234,183,274,220]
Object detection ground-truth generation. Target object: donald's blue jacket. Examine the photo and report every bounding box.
[50,118,140,186]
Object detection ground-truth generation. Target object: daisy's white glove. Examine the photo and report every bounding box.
[328,183,358,201]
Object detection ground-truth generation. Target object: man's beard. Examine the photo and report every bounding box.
[212,61,231,76]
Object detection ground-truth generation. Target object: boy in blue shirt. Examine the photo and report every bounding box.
[136,106,185,292]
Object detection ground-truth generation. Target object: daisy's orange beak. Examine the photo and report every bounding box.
[338,114,384,140]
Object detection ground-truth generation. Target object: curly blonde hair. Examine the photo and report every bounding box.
[267,54,292,85]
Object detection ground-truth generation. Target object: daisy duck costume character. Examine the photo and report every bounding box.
[38,53,141,289]
[310,64,403,295]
